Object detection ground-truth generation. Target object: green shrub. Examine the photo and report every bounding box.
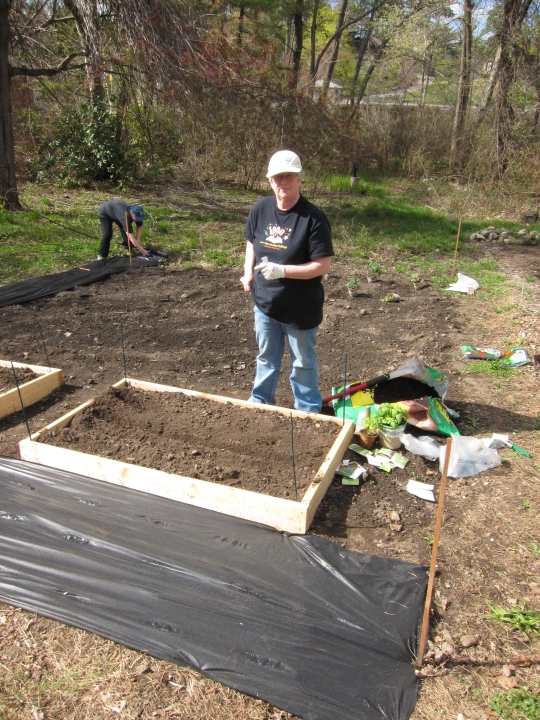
[27,103,130,186]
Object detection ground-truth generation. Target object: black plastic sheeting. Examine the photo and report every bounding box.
[0,256,162,308]
[0,457,427,720]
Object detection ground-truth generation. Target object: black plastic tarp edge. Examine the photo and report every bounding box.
[0,256,162,308]
[0,456,428,720]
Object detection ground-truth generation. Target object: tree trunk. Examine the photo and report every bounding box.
[458,0,531,173]
[348,17,374,105]
[0,0,21,210]
[322,0,348,96]
[420,49,433,106]
[309,0,321,77]
[237,5,245,45]
[290,0,303,89]
[449,0,473,173]
[351,37,388,116]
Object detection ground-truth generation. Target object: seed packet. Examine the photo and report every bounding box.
[502,347,532,368]
[390,452,409,469]
[461,346,502,360]
[366,455,393,472]
[348,443,373,457]
[336,464,366,480]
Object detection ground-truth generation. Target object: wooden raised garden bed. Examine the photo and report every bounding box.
[0,360,63,420]
[19,378,354,534]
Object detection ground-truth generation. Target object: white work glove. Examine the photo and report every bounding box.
[254,256,285,280]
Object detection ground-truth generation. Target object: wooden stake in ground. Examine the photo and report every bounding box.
[125,212,132,267]
[451,217,462,278]
[416,436,452,667]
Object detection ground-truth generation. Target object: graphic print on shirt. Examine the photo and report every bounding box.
[262,223,291,250]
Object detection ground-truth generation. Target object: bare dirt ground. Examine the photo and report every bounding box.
[0,244,539,720]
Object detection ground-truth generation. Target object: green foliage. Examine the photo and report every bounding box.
[488,602,540,636]
[377,403,408,429]
[27,103,130,187]
[367,261,382,276]
[496,303,517,314]
[462,361,517,378]
[530,542,540,556]
[490,688,540,720]
[362,413,383,434]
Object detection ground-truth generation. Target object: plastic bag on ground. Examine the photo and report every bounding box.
[440,435,501,477]
[446,273,480,294]
[401,434,442,461]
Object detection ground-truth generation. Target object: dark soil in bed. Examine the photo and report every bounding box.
[0,366,39,394]
[38,385,341,499]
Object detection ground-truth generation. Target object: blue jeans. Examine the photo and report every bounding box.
[249,306,322,413]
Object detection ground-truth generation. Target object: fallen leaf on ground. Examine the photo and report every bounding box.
[497,676,519,689]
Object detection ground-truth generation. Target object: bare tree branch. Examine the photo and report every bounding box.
[9,53,87,77]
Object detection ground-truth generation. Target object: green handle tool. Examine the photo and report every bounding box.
[504,440,532,458]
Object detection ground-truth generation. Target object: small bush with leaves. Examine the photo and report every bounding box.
[28,103,131,187]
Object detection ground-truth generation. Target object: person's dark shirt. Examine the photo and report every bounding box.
[244,195,333,329]
[98,199,142,233]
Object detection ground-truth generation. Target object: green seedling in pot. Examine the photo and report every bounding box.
[362,412,383,435]
[377,402,408,429]
[347,276,359,290]
[367,261,381,277]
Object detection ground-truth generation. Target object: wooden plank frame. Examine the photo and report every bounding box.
[0,360,63,420]
[19,378,354,534]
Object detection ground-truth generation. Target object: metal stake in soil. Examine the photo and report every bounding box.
[342,353,348,425]
[36,320,51,369]
[290,413,298,501]
[120,319,127,379]
[11,362,31,439]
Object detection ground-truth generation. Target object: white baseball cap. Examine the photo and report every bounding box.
[266,150,302,178]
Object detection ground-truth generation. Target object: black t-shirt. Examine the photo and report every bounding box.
[244,195,333,329]
[98,199,142,233]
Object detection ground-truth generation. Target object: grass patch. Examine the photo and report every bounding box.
[0,178,528,288]
[462,360,517,378]
[488,602,540,636]
[490,687,540,720]
[496,303,517,314]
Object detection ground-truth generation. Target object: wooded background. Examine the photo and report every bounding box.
[1,0,539,209]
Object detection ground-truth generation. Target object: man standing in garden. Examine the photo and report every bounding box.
[240,150,333,413]
[97,199,151,260]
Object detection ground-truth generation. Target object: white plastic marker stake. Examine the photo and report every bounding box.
[406,479,435,502]
[416,436,452,667]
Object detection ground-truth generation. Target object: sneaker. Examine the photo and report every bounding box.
[97,255,105,260]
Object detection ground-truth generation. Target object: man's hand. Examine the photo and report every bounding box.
[240,274,252,292]
[254,257,285,280]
